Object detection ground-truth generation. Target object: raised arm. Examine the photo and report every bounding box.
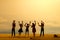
[18,21,20,24]
[34,21,36,25]
[24,23,27,27]
[38,22,41,26]
[29,21,31,24]
[22,21,23,24]
[29,21,31,26]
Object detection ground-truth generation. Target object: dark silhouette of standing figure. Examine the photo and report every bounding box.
[24,21,31,36]
[18,21,23,35]
[31,21,36,37]
[12,20,16,37]
[38,20,44,36]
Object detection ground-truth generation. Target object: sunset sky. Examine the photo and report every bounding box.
[0,0,60,34]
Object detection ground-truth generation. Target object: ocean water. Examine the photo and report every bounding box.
[0,26,60,34]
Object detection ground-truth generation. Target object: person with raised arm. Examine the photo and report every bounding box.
[38,20,44,36]
[18,21,23,36]
[31,21,36,37]
[24,21,31,37]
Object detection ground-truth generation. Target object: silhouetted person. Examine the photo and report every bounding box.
[18,21,23,35]
[12,20,16,37]
[24,21,31,36]
[31,21,36,37]
[38,20,44,36]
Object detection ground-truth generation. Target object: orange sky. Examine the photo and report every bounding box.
[0,0,60,34]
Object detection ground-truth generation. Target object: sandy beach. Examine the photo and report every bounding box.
[0,34,60,40]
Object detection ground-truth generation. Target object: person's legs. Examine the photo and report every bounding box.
[40,29,42,36]
[14,29,15,37]
[12,29,13,36]
[33,32,35,37]
[19,32,21,35]
[28,31,29,36]
[25,30,27,36]
[43,29,44,36]
[25,29,28,36]
[12,31,13,36]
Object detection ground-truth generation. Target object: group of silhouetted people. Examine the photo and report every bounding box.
[12,20,44,37]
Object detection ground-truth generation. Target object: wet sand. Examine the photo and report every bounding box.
[0,34,60,40]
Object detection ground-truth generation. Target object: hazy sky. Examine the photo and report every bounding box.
[0,0,60,34]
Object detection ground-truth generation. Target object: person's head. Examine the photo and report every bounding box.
[32,23,34,25]
[13,20,15,23]
[41,20,43,22]
[27,24,29,26]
